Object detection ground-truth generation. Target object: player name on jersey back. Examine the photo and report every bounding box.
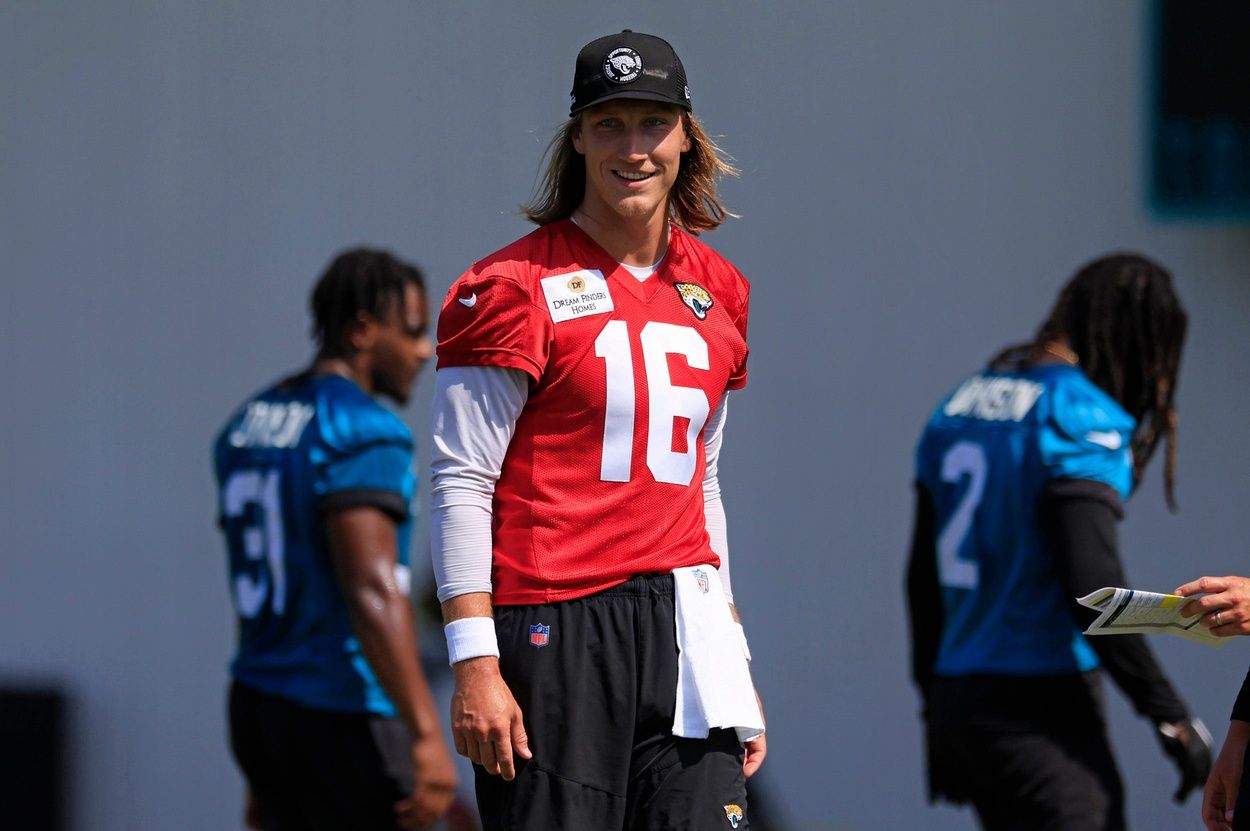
[229,401,315,449]
[943,375,1043,422]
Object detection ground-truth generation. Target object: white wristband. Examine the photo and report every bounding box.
[444,616,500,666]
[734,622,751,662]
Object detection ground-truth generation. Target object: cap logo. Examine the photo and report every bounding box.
[604,47,643,83]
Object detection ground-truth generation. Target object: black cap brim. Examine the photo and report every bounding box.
[570,89,693,116]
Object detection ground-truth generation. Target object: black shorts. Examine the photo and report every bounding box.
[476,573,748,831]
[926,674,1124,831]
[228,681,413,831]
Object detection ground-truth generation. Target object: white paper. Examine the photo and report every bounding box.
[1076,586,1228,647]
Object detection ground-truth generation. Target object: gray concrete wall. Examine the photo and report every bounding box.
[2,3,1248,829]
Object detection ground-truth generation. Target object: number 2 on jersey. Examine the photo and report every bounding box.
[937,441,986,589]
[223,469,286,617]
[594,320,710,486]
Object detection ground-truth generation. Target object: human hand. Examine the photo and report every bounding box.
[743,691,766,778]
[1175,576,1250,636]
[1203,721,1250,831]
[394,732,458,829]
[1157,717,1214,803]
[743,732,767,778]
[450,657,531,780]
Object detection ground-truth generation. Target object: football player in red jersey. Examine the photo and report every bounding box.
[430,30,766,831]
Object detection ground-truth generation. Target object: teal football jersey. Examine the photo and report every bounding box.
[214,373,414,715]
[916,363,1134,677]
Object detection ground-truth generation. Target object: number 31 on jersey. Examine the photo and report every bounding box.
[222,469,286,617]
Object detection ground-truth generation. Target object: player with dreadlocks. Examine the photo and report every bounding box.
[907,253,1211,830]
[1029,255,1188,508]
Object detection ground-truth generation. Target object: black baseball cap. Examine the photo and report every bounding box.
[569,30,692,116]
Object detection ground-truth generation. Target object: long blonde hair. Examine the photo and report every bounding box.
[521,111,738,234]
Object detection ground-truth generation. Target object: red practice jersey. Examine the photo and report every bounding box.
[438,219,750,604]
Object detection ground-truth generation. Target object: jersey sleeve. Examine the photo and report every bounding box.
[1041,486,1188,722]
[726,276,750,391]
[436,270,553,384]
[1038,382,1134,501]
[314,400,414,523]
[906,481,941,701]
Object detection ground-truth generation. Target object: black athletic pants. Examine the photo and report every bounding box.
[228,681,413,831]
[926,674,1125,831]
[476,573,748,831]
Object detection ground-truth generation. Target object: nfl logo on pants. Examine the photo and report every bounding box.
[528,623,550,648]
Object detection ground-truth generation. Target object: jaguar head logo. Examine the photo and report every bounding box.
[610,54,638,74]
[604,47,643,83]
[675,282,714,320]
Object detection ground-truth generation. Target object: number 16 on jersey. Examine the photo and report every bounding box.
[594,320,711,488]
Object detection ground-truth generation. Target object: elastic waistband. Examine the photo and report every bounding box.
[599,572,674,597]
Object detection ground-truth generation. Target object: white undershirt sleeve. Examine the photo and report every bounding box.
[702,394,733,605]
[430,365,529,603]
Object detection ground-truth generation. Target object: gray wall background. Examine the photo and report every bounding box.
[3,3,1248,829]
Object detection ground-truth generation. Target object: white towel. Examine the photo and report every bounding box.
[671,565,765,742]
